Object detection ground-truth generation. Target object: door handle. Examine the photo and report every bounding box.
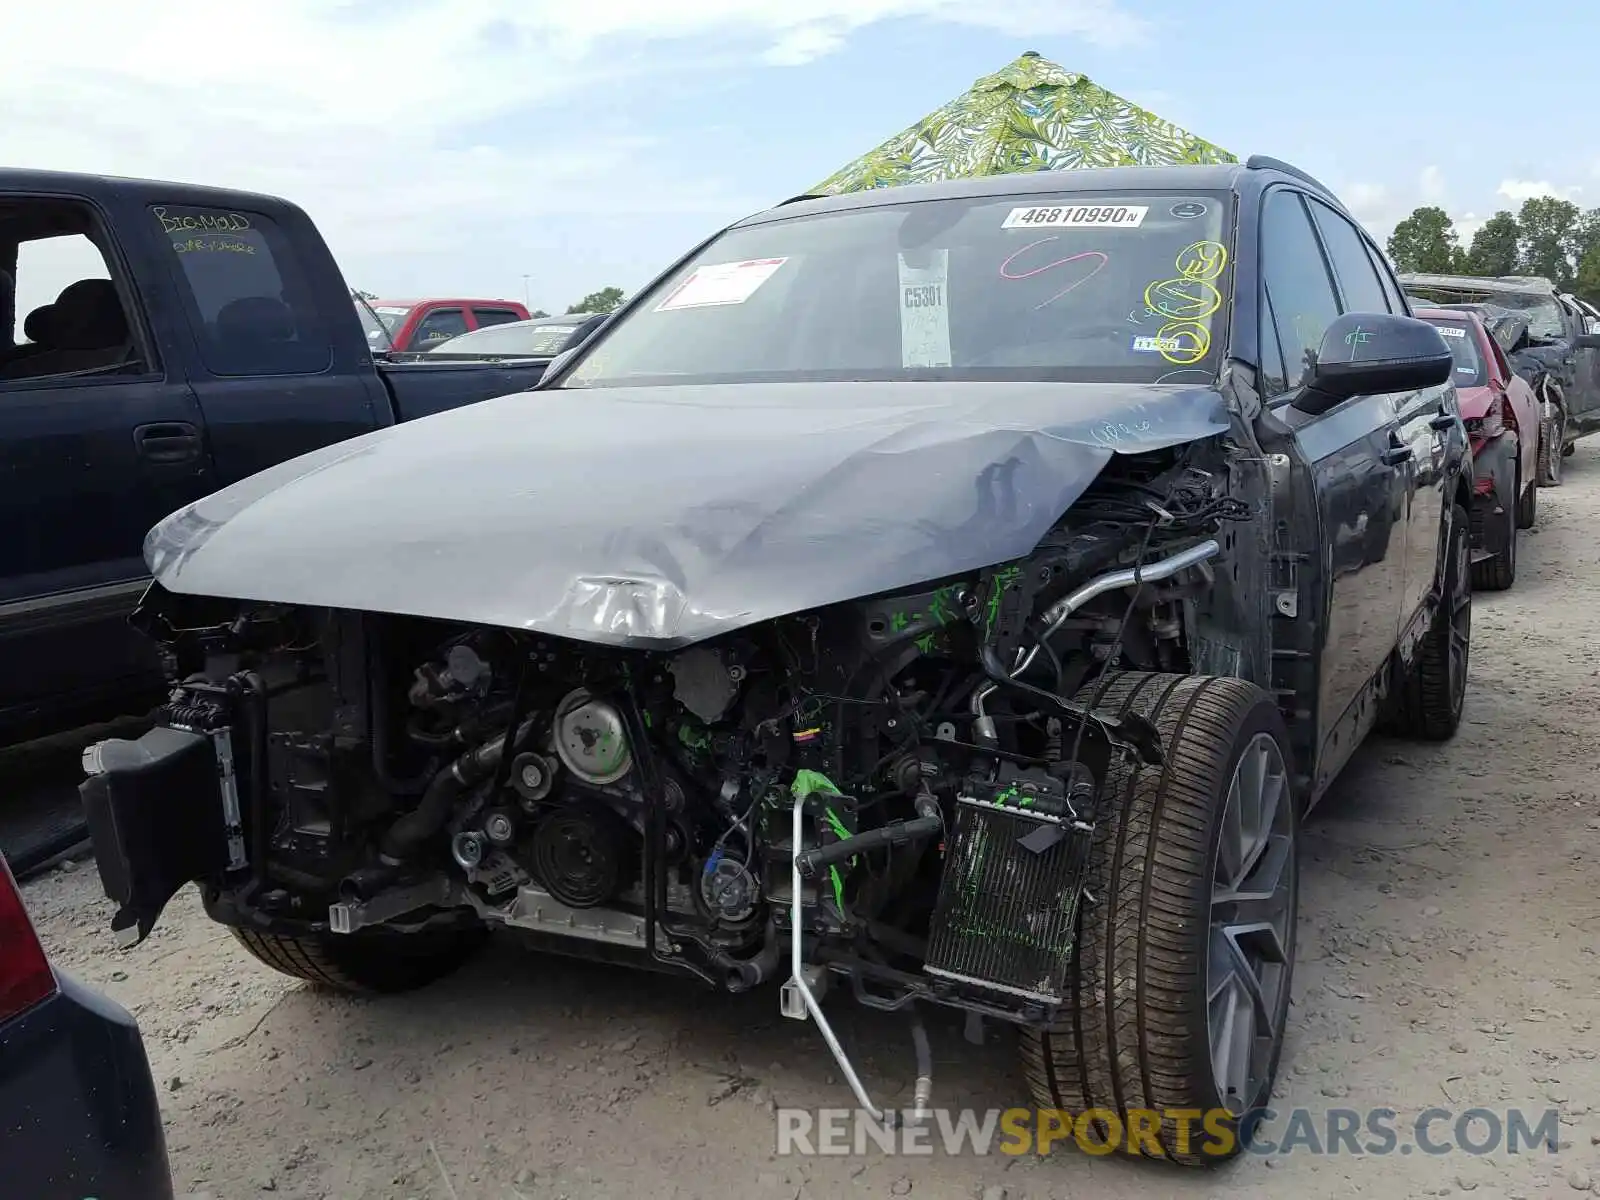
[1430,411,1456,431]
[1381,443,1414,466]
[133,421,202,465]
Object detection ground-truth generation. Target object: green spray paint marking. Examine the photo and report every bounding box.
[984,566,1021,638]
[928,585,960,626]
[793,771,855,915]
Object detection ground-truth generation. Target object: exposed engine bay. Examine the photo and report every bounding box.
[86,451,1252,1073]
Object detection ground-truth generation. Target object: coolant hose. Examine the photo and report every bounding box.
[721,918,782,992]
[378,717,536,862]
[793,792,942,879]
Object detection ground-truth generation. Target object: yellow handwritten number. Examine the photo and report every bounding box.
[1174,241,1227,282]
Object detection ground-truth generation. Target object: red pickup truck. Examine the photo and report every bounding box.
[358,297,531,352]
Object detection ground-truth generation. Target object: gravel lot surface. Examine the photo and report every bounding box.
[21,448,1600,1200]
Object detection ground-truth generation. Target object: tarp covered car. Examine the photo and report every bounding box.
[811,51,1236,196]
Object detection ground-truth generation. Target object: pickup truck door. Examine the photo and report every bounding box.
[1259,190,1408,791]
[145,200,386,486]
[0,206,212,735]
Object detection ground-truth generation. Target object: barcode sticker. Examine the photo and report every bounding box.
[1003,205,1148,230]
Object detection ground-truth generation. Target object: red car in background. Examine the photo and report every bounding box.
[1415,306,1540,590]
[356,297,531,352]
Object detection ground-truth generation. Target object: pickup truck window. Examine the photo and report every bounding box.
[472,308,521,328]
[152,205,331,378]
[1,202,151,385]
[1259,191,1340,390]
[411,308,468,347]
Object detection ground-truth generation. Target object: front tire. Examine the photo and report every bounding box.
[230,925,485,994]
[1392,502,1471,741]
[1018,673,1298,1166]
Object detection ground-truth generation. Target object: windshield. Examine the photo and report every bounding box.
[427,319,581,357]
[1483,293,1565,341]
[564,191,1233,388]
[1421,317,1486,387]
[355,304,392,346]
[1412,289,1564,341]
[370,304,412,333]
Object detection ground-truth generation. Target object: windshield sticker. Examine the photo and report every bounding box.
[1435,326,1467,338]
[1131,335,1183,353]
[1171,201,1208,220]
[655,258,788,311]
[374,306,410,315]
[1002,204,1147,230]
[898,250,952,368]
[999,241,1109,310]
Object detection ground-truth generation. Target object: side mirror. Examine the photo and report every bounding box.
[1292,312,1454,415]
[1574,331,1600,350]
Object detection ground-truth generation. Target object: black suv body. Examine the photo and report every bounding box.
[82,156,1469,1166]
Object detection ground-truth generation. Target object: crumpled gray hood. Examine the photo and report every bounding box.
[145,380,1229,648]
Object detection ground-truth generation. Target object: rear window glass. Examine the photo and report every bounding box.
[427,320,581,357]
[1422,317,1486,387]
[152,205,331,377]
[472,308,523,328]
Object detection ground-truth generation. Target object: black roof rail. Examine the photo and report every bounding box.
[1244,155,1335,199]
[777,192,827,206]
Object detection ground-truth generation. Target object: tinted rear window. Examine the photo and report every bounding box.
[1423,317,1486,387]
[153,205,331,377]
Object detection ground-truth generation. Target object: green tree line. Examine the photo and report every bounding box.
[1386,196,1600,303]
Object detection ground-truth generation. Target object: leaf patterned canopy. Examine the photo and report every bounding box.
[811,51,1236,196]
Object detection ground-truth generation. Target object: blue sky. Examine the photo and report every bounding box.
[4,0,1595,316]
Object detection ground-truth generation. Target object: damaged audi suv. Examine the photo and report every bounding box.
[82,157,1471,1165]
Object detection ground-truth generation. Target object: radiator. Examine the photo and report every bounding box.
[924,777,1094,1004]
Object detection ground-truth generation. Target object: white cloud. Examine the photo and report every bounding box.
[1455,212,1487,246]
[0,0,1149,314]
[1497,179,1582,204]
[1339,168,1506,249]
[1418,165,1447,204]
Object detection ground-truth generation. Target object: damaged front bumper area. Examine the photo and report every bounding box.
[82,448,1254,1123]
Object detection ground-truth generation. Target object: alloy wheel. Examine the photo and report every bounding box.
[1206,732,1295,1112]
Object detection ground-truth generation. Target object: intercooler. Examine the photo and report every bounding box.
[923,778,1094,1004]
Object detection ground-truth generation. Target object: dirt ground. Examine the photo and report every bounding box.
[22,448,1600,1200]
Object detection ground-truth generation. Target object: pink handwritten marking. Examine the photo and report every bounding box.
[999,240,1110,310]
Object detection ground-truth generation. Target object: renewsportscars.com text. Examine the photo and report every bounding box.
[775,1106,1563,1158]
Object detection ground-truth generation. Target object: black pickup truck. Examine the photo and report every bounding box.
[0,170,559,745]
